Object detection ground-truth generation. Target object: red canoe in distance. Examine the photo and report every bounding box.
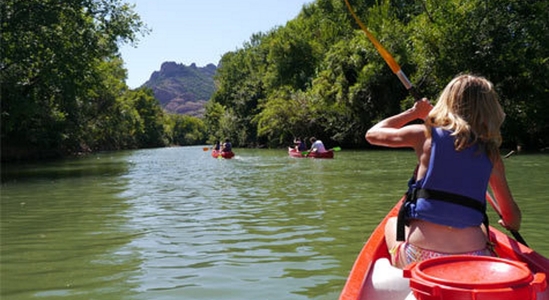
[211,150,235,159]
[288,147,334,159]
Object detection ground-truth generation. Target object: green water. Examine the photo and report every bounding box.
[1,146,548,299]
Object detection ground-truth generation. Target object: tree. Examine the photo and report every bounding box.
[131,88,168,148]
[1,0,147,159]
[169,114,207,146]
[205,0,549,150]
[409,0,549,150]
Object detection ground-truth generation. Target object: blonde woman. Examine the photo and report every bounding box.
[366,74,521,268]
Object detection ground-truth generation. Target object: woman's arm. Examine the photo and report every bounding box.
[365,98,432,148]
[489,155,522,231]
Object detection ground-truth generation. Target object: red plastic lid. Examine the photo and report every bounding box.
[411,255,533,289]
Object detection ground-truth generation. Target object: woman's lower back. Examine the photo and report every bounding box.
[407,219,489,253]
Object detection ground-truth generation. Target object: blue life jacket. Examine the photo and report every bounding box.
[397,127,493,240]
[223,142,232,152]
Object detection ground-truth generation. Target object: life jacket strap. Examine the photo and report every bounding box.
[396,188,489,241]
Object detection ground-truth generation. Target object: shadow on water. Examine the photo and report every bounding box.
[1,151,146,300]
[1,152,133,183]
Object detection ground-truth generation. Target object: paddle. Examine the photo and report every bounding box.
[485,150,528,246]
[485,192,528,247]
[301,146,341,156]
[344,0,420,101]
[203,147,210,151]
[344,2,529,247]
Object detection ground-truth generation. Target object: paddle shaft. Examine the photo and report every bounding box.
[485,192,528,246]
[301,147,340,156]
[486,150,527,246]
[343,0,420,100]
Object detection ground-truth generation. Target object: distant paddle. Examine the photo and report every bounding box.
[504,150,515,159]
[203,147,210,151]
[301,146,341,156]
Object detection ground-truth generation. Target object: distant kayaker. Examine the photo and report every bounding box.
[294,137,307,152]
[309,137,327,153]
[221,138,232,152]
[365,74,522,269]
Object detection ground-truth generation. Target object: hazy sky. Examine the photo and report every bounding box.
[119,0,313,88]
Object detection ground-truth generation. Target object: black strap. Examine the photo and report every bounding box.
[396,196,408,241]
[396,188,489,241]
[415,189,486,213]
[397,172,419,241]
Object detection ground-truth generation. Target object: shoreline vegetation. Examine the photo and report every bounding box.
[2,0,548,162]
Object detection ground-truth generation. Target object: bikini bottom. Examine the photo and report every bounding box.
[391,242,494,268]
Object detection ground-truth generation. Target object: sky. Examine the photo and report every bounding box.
[119,0,314,88]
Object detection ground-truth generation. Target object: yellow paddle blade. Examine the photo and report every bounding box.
[343,0,401,74]
[343,0,417,97]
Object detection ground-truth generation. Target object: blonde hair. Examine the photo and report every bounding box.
[426,74,505,161]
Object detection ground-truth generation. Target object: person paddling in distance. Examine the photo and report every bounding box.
[294,137,307,152]
[221,138,232,153]
[365,74,522,268]
[309,137,327,153]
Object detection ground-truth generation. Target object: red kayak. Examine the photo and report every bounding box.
[288,147,334,159]
[211,149,235,159]
[340,196,549,300]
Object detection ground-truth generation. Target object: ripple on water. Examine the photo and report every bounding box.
[3,147,547,300]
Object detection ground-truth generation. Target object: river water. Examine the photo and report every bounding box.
[1,146,548,299]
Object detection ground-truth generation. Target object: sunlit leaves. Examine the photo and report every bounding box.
[169,114,206,146]
[208,0,548,150]
[1,0,148,158]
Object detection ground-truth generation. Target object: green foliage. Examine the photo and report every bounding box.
[206,0,549,151]
[167,114,207,146]
[131,88,168,148]
[204,101,225,140]
[1,0,207,160]
[1,0,151,159]
[82,57,138,151]
[409,0,549,148]
[254,87,311,147]
[3,0,547,160]
[264,26,316,91]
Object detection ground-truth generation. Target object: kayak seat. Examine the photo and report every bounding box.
[366,258,416,300]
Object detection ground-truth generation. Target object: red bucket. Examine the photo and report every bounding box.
[403,255,547,300]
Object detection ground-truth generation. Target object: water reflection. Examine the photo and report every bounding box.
[1,147,547,300]
[114,148,418,299]
[1,153,142,299]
